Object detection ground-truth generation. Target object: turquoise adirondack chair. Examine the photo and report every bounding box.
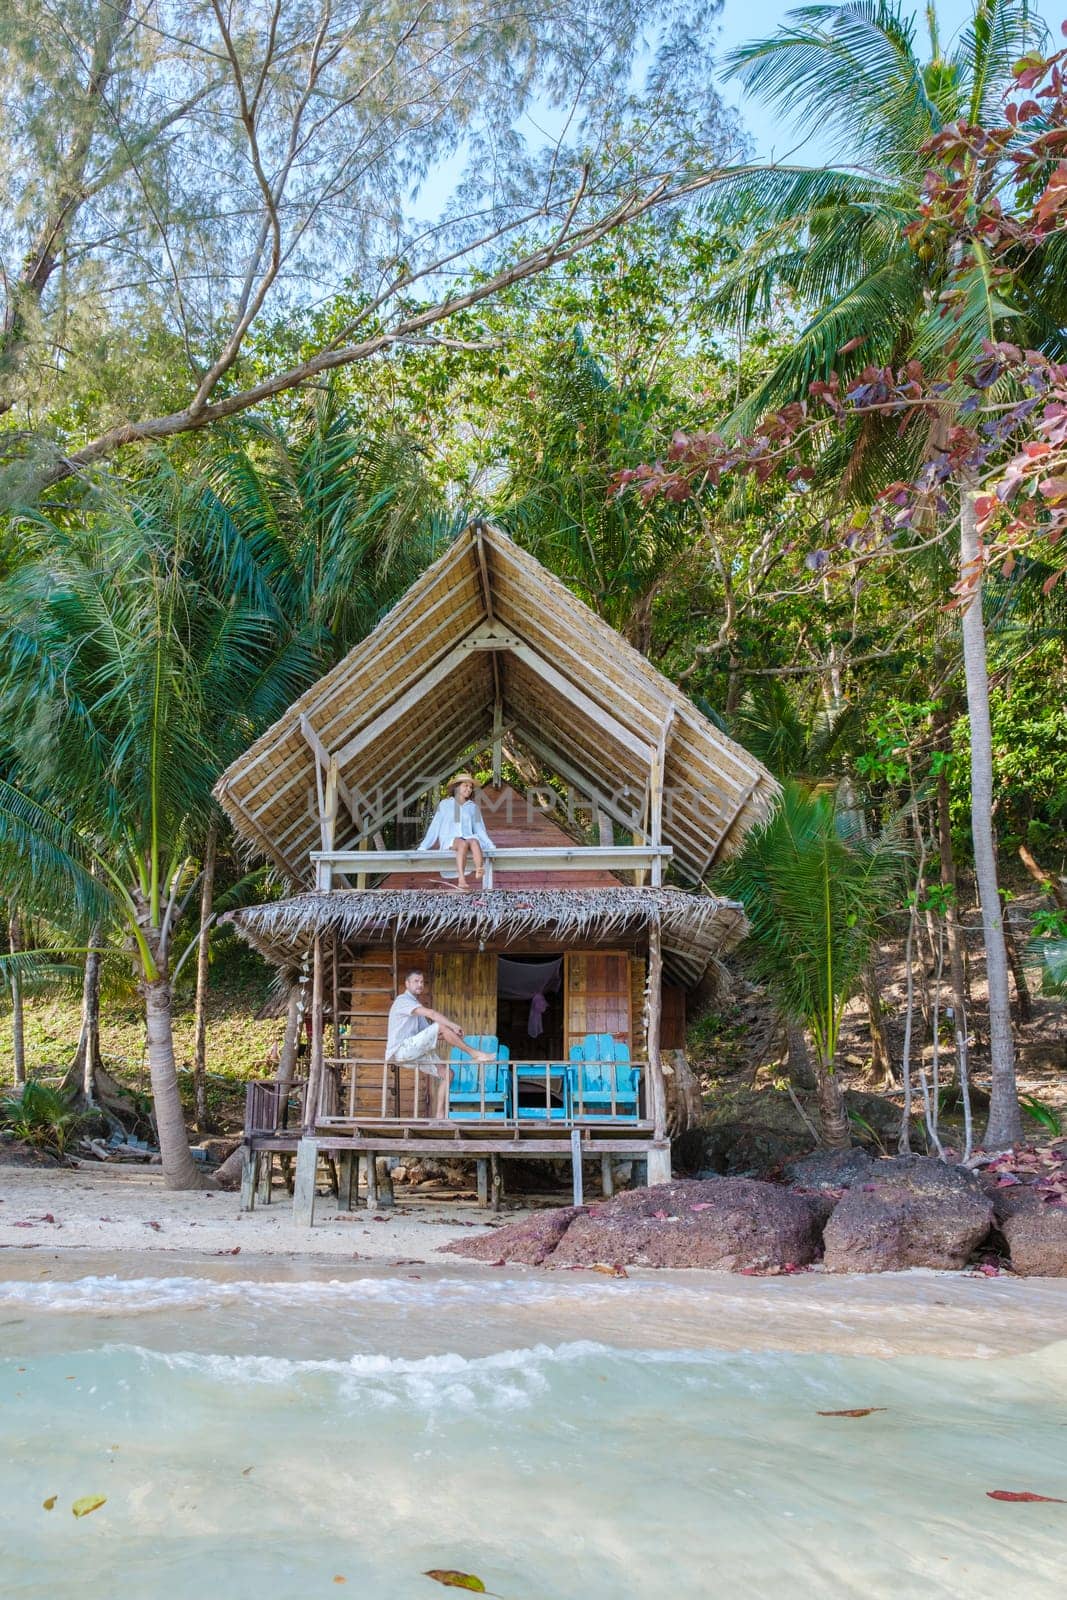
[567,1033,640,1120]
[448,1036,511,1120]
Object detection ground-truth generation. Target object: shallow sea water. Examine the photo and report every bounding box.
[2,1264,1066,1600]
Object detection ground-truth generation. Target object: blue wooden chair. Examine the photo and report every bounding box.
[448,1036,510,1119]
[567,1033,640,1120]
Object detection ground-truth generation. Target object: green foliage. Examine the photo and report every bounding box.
[1019,1094,1062,1136]
[0,1080,82,1156]
[715,783,907,1068]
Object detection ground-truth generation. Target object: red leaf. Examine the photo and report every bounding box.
[817,1408,888,1418]
[987,1490,1067,1503]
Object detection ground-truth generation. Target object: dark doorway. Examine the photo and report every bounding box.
[496,955,563,1063]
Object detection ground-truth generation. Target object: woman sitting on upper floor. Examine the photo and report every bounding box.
[419,772,495,892]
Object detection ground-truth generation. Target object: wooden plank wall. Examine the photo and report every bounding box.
[339,946,499,1117]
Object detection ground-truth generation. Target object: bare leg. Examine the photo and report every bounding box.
[454,839,471,891]
[469,839,484,881]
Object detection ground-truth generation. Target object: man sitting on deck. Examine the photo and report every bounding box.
[385,969,495,1122]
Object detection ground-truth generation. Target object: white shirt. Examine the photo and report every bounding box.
[386,991,427,1059]
[419,796,495,853]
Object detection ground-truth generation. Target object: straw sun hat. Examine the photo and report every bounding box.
[447,771,478,792]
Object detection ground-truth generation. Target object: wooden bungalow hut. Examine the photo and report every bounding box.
[215,522,776,1222]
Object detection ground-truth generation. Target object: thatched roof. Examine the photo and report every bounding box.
[228,887,747,987]
[213,522,776,887]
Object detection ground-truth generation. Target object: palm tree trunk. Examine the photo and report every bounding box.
[143,970,205,1189]
[959,485,1020,1149]
[69,927,103,1102]
[813,1044,851,1149]
[192,823,216,1132]
[8,911,25,1087]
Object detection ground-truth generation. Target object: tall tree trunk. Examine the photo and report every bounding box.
[8,911,25,1087]
[813,1045,851,1149]
[959,487,1020,1148]
[861,962,894,1086]
[68,926,103,1102]
[192,823,217,1132]
[142,964,206,1189]
[277,983,301,1091]
[935,757,969,1073]
[998,887,1033,1024]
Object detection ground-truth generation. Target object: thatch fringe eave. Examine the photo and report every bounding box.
[228,886,747,987]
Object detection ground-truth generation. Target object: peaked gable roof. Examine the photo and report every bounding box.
[214,522,776,886]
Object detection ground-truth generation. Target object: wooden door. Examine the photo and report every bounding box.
[564,950,631,1057]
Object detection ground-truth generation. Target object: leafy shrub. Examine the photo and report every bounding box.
[0,1081,82,1156]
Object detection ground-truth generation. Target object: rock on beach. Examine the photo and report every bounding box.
[821,1155,994,1273]
[443,1178,824,1272]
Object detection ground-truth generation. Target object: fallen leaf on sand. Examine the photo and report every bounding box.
[144,1220,162,1231]
[424,1572,487,1593]
[42,1496,56,1511]
[241,1467,254,1477]
[214,1247,241,1255]
[817,1408,887,1418]
[987,1490,1066,1503]
[72,1495,106,1519]
[589,1263,629,1277]
[333,1578,346,1585]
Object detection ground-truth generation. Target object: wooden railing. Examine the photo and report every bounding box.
[309,844,672,891]
[305,1056,648,1125]
[244,1077,308,1137]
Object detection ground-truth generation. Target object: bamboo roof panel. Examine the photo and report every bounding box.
[215,522,777,886]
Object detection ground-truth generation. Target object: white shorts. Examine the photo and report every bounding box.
[389,1023,443,1077]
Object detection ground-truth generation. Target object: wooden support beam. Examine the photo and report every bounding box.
[649,710,673,888]
[571,1128,584,1205]
[646,919,669,1169]
[303,934,325,1134]
[292,1137,319,1226]
[333,632,488,768]
[509,639,655,765]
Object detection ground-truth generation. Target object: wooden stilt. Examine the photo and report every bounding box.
[646,1143,672,1185]
[336,1150,355,1210]
[293,1137,319,1227]
[601,1154,614,1198]
[256,1150,273,1204]
[490,1153,503,1213]
[365,1148,379,1209]
[377,1157,396,1208]
[571,1128,584,1206]
[476,1158,489,1207]
[239,1146,257,1211]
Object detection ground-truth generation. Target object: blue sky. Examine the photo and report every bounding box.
[717,0,1062,162]
[411,1,1062,214]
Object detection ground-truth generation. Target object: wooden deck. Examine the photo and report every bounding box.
[241,1108,664,1225]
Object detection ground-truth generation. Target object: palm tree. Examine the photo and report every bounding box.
[716,782,906,1146]
[0,470,323,1186]
[199,388,453,654]
[709,0,1056,1147]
